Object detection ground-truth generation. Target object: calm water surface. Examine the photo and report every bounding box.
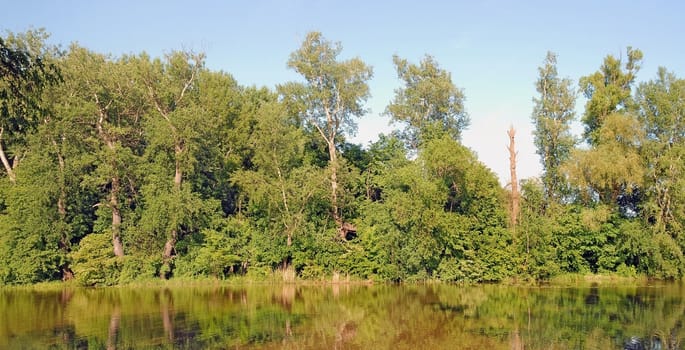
[0,282,682,349]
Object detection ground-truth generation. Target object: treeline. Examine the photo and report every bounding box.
[0,29,683,286]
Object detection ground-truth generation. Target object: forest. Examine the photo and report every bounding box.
[1,29,684,286]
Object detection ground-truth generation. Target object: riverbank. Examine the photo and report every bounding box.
[2,271,671,291]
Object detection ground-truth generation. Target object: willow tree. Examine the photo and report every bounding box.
[532,52,576,206]
[285,32,372,236]
[566,48,644,209]
[385,54,468,150]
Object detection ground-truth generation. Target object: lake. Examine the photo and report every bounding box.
[0,282,682,349]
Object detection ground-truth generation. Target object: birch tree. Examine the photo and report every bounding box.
[285,32,372,237]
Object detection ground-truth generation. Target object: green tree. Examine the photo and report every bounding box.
[516,179,560,279]
[284,31,373,237]
[233,100,327,267]
[564,113,644,207]
[532,52,576,206]
[138,51,204,272]
[358,135,511,282]
[0,29,60,183]
[61,46,145,258]
[567,48,645,209]
[636,68,685,235]
[579,47,642,145]
[0,37,100,283]
[386,55,468,150]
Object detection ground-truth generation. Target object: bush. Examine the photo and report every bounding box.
[175,229,241,279]
[119,255,161,283]
[70,233,121,286]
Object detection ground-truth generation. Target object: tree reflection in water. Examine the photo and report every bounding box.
[0,283,683,349]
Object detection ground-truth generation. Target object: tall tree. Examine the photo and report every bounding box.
[385,54,468,150]
[565,48,645,208]
[0,29,60,183]
[579,47,642,145]
[234,100,327,266]
[531,52,576,205]
[137,51,220,277]
[62,46,145,257]
[285,31,372,237]
[636,68,685,234]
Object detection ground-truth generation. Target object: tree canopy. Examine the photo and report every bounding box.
[1,30,685,285]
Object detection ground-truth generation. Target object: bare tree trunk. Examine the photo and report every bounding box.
[508,126,520,230]
[0,128,16,183]
[111,176,125,257]
[174,144,183,190]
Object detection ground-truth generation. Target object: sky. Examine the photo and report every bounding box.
[2,0,685,184]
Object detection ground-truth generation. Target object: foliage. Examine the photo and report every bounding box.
[1,31,685,286]
[532,52,576,205]
[386,54,469,149]
[69,233,121,286]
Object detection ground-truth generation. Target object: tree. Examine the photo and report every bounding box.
[532,52,576,205]
[137,51,226,277]
[386,55,468,150]
[61,46,145,258]
[636,68,685,235]
[0,29,60,183]
[579,47,642,145]
[566,48,645,209]
[285,31,373,237]
[564,113,644,207]
[233,100,327,267]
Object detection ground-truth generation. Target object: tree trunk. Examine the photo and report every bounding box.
[174,144,183,190]
[160,232,177,279]
[0,128,16,183]
[96,103,124,257]
[160,144,183,279]
[508,126,520,230]
[111,176,125,257]
[54,141,74,280]
[327,142,344,237]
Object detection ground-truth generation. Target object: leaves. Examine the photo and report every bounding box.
[386,54,468,150]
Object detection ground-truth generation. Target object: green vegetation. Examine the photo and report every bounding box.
[2,29,685,286]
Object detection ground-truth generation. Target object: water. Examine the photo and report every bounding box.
[0,282,682,349]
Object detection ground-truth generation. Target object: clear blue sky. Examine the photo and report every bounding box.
[3,0,685,184]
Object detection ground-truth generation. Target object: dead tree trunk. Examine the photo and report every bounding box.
[507,126,520,230]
